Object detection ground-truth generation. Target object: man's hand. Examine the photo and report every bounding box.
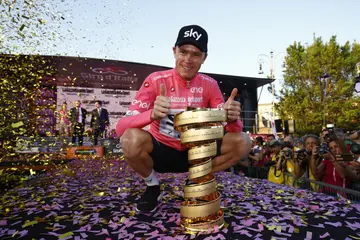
[323,152,336,162]
[223,88,241,122]
[151,84,170,121]
[312,146,319,156]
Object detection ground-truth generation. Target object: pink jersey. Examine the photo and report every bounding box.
[116,68,243,151]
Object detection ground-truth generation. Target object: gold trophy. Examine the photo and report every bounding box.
[174,107,227,232]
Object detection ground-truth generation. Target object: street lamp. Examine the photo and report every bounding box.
[320,73,330,127]
[257,51,286,128]
[355,62,360,93]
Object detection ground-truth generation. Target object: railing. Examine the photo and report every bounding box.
[245,166,360,203]
[283,172,360,203]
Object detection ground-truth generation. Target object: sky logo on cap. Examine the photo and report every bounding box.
[184,28,202,41]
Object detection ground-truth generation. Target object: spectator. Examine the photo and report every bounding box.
[310,135,359,192]
[294,138,305,150]
[267,140,284,184]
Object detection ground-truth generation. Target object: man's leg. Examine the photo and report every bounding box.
[120,128,161,212]
[78,124,84,146]
[93,128,99,146]
[211,132,252,173]
[120,128,154,177]
[71,126,76,145]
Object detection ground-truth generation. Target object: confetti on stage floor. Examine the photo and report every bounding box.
[1,158,360,239]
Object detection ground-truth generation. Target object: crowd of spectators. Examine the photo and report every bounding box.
[237,128,360,195]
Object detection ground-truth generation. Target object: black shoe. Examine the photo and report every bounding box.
[136,185,161,212]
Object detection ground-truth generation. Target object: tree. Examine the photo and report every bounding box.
[276,36,360,135]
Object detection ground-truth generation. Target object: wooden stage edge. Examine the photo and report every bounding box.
[0,146,106,171]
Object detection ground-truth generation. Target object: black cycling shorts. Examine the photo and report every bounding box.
[149,133,222,173]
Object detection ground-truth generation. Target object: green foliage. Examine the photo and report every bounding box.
[276,36,360,134]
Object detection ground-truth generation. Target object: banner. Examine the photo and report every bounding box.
[56,86,138,132]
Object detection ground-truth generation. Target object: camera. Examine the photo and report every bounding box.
[281,149,293,158]
[323,124,335,143]
[350,142,360,155]
[326,124,334,134]
[296,148,307,161]
[318,143,330,155]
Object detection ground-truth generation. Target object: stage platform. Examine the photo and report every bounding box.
[14,136,122,155]
[0,152,70,171]
[1,158,359,239]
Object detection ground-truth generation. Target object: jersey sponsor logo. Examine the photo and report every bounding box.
[199,74,215,82]
[217,103,224,108]
[169,96,203,103]
[159,109,182,139]
[131,99,150,109]
[125,110,140,116]
[190,87,203,93]
[184,28,202,41]
[170,96,186,103]
[152,73,172,81]
[188,97,203,103]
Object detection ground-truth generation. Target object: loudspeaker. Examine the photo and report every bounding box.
[284,120,296,135]
[287,120,295,133]
[274,119,283,133]
[284,121,289,135]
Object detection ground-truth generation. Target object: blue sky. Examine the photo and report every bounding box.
[51,0,360,103]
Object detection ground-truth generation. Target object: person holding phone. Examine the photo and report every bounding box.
[309,135,359,189]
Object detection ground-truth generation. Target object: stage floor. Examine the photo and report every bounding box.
[1,158,360,239]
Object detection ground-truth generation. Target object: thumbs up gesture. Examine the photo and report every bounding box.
[223,88,241,122]
[151,83,171,121]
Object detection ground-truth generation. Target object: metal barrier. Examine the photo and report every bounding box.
[283,172,360,203]
[242,166,360,202]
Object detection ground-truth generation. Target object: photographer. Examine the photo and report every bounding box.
[248,137,263,166]
[280,142,296,186]
[294,138,305,150]
[293,134,320,181]
[309,135,359,190]
[349,139,360,190]
[350,130,360,144]
[267,140,284,184]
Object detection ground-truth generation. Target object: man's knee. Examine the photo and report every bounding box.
[235,132,252,147]
[225,132,252,164]
[120,128,152,158]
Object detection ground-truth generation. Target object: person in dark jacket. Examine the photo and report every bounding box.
[90,100,109,146]
[69,100,88,146]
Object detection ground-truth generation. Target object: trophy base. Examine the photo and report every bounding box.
[181,210,224,233]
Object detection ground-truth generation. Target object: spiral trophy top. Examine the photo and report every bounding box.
[174,108,227,128]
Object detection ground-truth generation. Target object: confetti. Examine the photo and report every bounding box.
[1,157,360,239]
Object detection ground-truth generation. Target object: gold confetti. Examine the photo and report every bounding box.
[22,220,38,228]
[59,232,74,239]
[120,216,127,223]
